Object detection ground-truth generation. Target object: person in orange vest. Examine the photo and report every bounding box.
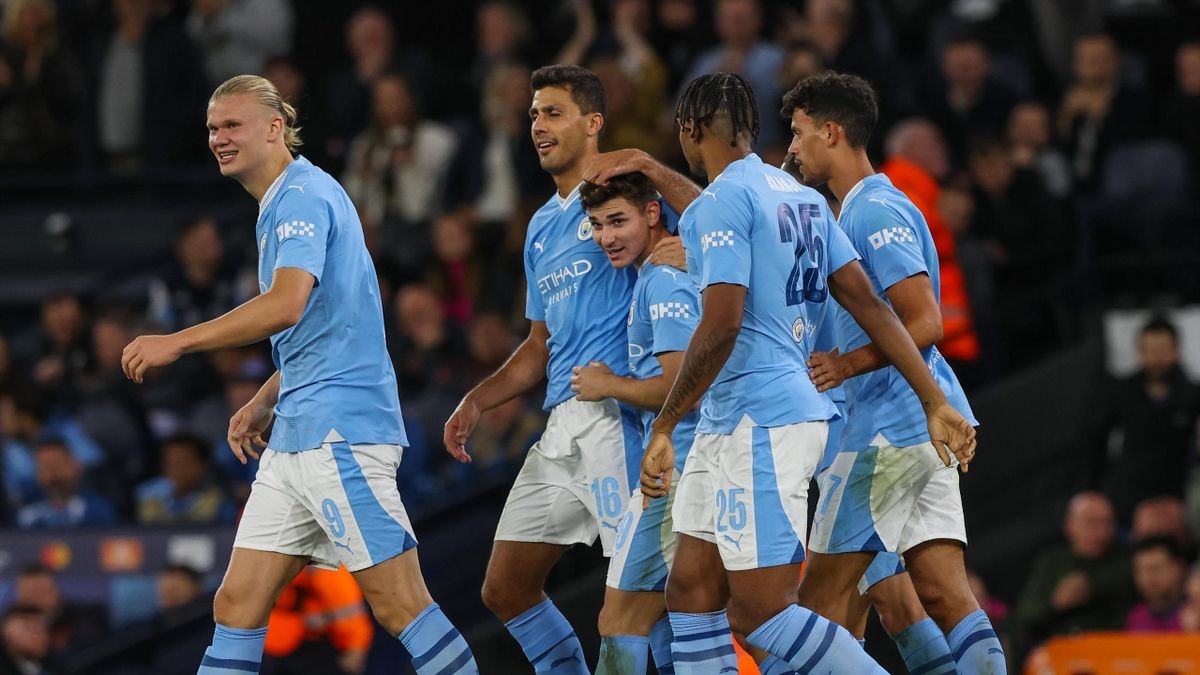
[879,119,982,374]
[262,566,373,675]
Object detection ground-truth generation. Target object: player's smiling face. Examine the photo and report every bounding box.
[529,86,598,175]
[788,108,831,187]
[588,197,659,269]
[207,94,275,178]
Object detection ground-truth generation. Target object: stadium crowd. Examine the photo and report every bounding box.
[1,0,1200,672]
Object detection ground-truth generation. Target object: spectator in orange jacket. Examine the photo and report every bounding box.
[880,119,981,373]
[262,566,373,675]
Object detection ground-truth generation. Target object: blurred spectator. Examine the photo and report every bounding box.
[157,564,204,614]
[0,335,12,392]
[200,369,265,495]
[683,0,784,148]
[88,0,206,170]
[590,1,670,158]
[264,55,330,167]
[1181,562,1200,632]
[0,605,60,675]
[442,62,546,227]
[342,73,457,255]
[967,569,1014,662]
[186,0,294,86]
[0,0,84,169]
[1056,33,1146,187]
[15,438,115,529]
[463,1,532,115]
[652,0,710,90]
[778,39,824,94]
[17,293,90,407]
[2,389,104,508]
[75,308,150,483]
[1092,315,1200,524]
[326,7,431,161]
[11,565,107,654]
[923,35,1017,164]
[463,397,543,473]
[1016,491,1134,642]
[464,312,519,382]
[146,216,239,332]
[262,567,371,675]
[880,120,981,371]
[967,136,1068,365]
[1006,101,1072,199]
[1132,496,1192,551]
[426,211,519,325]
[939,174,999,383]
[1162,41,1200,188]
[134,432,236,524]
[389,284,466,397]
[1126,536,1189,632]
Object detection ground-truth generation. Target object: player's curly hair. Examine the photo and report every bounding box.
[580,172,658,211]
[780,71,878,149]
[675,72,760,146]
[210,75,303,151]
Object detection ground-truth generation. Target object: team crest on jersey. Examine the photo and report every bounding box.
[791,318,807,343]
[578,217,594,240]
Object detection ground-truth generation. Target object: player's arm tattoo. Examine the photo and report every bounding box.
[655,322,739,429]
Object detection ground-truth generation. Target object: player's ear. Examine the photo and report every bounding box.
[824,120,840,146]
[587,112,605,138]
[267,114,284,142]
[645,200,661,229]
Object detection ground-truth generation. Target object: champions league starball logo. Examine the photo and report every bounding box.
[578,217,593,241]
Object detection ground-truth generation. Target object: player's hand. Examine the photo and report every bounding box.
[640,431,675,508]
[443,397,479,464]
[582,148,649,186]
[227,398,273,465]
[1051,571,1091,610]
[925,402,976,473]
[570,361,612,401]
[648,236,686,271]
[121,334,183,384]
[807,348,848,392]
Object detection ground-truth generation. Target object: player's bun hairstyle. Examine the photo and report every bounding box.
[580,172,658,211]
[210,75,303,151]
[780,71,878,149]
[530,64,607,119]
[675,72,760,146]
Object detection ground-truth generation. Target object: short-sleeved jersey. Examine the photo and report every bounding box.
[255,156,406,452]
[627,260,700,465]
[834,174,977,451]
[525,185,637,410]
[678,153,859,434]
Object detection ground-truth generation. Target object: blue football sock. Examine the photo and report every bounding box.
[649,616,675,674]
[946,609,1006,675]
[597,635,649,675]
[757,655,796,675]
[398,603,478,674]
[197,624,266,674]
[505,599,589,674]
[667,610,737,674]
[894,618,955,674]
[746,605,886,674]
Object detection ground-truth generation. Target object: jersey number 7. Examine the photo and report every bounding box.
[776,202,829,306]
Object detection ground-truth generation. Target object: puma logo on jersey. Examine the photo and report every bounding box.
[286,183,305,193]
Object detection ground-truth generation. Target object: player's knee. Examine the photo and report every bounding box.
[480,577,538,621]
[369,602,415,637]
[726,596,784,637]
[212,583,254,628]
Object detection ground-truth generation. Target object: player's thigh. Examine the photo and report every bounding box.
[597,587,665,636]
[726,563,804,635]
[215,547,309,627]
[796,550,874,628]
[665,533,729,613]
[713,421,822,572]
[352,547,434,634]
[903,539,978,630]
[481,540,571,621]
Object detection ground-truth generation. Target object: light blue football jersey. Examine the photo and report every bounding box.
[678,153,859,434]
[255,156,406,452]
[627,260,700,465]
[525,185,637,410]
[834,174,977,452]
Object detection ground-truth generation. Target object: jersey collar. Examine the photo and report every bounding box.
[553,183,582,211]
[841,173,889,214]
[258,155,309,219]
